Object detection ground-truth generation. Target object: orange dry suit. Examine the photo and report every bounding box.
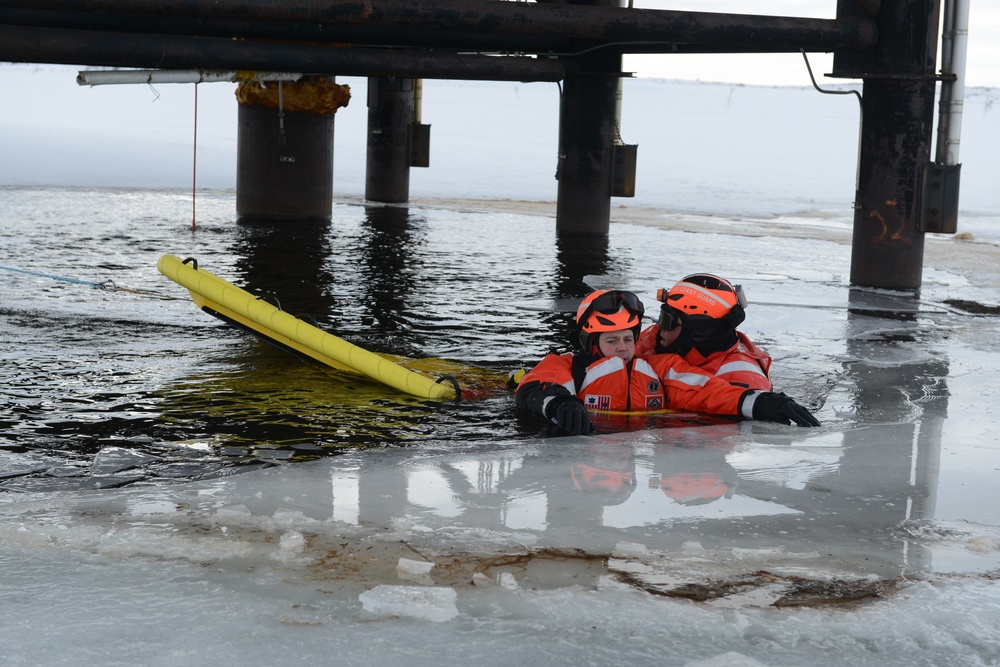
[515,350,763,423]
[635,325,773,391]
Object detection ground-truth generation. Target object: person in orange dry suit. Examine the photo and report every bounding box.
[514,289,819,435]
[635,273,773,391]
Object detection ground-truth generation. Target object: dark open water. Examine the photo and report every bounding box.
[3,186,732,489]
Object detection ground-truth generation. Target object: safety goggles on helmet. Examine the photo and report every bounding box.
[656,301,683,332]
[576,290,645,334]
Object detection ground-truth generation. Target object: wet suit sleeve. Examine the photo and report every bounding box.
[515,353,574,414]
[515,378,571,418]
[515,354,592,435]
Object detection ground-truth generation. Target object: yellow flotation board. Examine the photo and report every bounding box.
[157,254,457,401]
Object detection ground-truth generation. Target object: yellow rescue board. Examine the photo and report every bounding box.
[157,254,456,401]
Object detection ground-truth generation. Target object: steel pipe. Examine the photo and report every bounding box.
[0,24,570,81]
[0,7,579,56]
[76,69,301,86]
[0,0,878,53]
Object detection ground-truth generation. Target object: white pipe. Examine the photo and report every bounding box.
[76,69,301,86]
[944,0,969,165]
[935,0,954,160]
[935,0,969,165]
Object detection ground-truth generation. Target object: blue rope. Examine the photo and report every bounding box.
[0,264,112,289]
[0,263,182,300]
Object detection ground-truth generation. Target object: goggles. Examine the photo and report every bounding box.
[655,287,681,330]
[579,290,644,325]
[658,305,683,331]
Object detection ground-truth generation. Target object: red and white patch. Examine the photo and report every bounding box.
[584,395,612,411]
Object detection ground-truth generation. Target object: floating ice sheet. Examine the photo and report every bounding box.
[358,585,459,622]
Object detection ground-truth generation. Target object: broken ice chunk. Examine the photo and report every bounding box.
[397,558,434,576]
[396,557,435,583]
[358,585,458,622]
[498,572,518,590]
[279,531,305,551]
[613,541,648,558]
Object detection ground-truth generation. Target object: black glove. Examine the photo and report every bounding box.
[545,395,592,435]
[752,392,820,427]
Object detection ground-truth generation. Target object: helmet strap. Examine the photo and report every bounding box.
[723,303,746,329]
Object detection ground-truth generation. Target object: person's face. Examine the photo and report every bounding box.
[598,330,635,362]
[658,324,682,349]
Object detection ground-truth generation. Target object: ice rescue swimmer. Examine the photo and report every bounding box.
[514,289,819,435]
[635,274,773,390]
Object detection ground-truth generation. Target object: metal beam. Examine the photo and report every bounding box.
[0,7,579,56]
[0,0,878,54]
[0,24,570,81]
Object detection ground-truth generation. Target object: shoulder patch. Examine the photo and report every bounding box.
[584,395,612,411]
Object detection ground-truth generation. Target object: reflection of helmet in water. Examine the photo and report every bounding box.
[654,439,739,506]
[657,274,747,335]
[657,472,733,506]
[576,290,644,353]
[570,445,637,506]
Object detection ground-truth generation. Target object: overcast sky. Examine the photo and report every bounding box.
[625,1,998,87]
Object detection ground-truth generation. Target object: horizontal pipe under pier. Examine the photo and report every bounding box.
[0,25,570,82]
[0,7,580,56]
[0,0,878,53]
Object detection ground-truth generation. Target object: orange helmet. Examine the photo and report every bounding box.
[658,472,731,506]
[571,464,636,494]
[576,290,644,353]
[656,274,747,331]
[570,446,637,506]
[576,289,644,334]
